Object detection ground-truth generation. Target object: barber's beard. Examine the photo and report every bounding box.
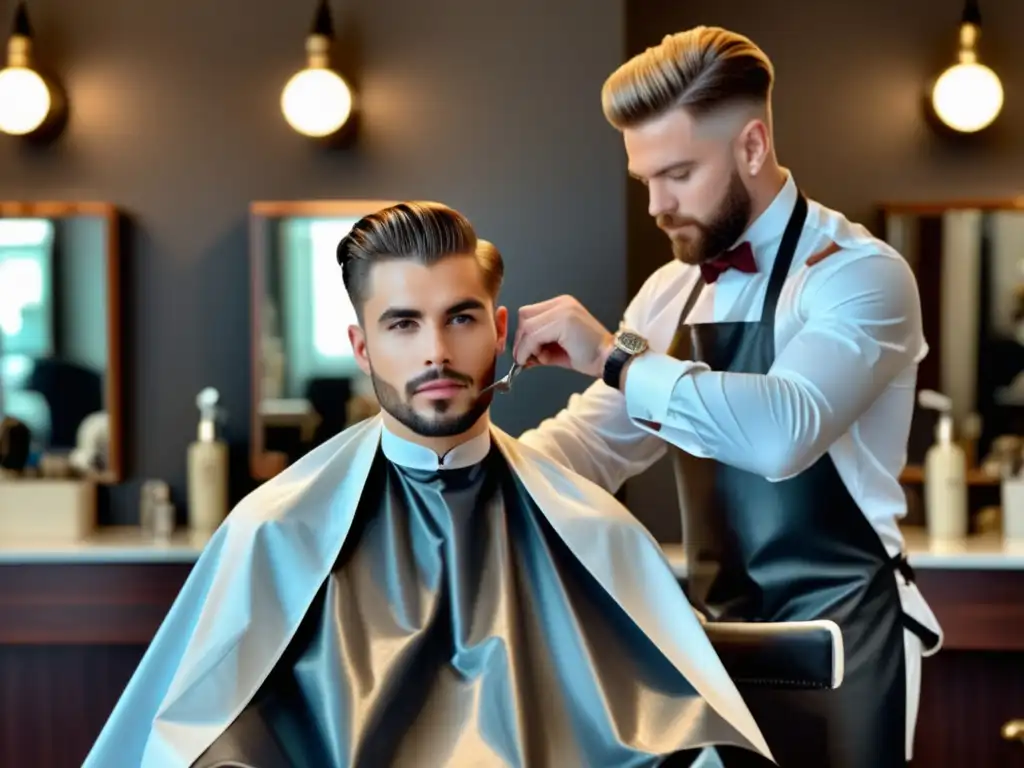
[371,360,497,438]
[659,170,753,265]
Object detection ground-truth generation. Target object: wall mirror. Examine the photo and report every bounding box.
[250,200,395,479]
[0,202,123,482]
[880,200,1024,486]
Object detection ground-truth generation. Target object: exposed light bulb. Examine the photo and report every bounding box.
[932,61,1003,133]
[0,66,50,135]
[930,11,1003,134]
[281,2,354,140]
[0,4,57,140]
[0,2,63,139]
[281,67,352,137]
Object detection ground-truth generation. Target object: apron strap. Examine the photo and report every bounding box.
[902,613,941,651]
[759,192,809,324]
[890,551,916,584]
[666,275,708,362]
[677,274,706,329]
[889,551,942,650]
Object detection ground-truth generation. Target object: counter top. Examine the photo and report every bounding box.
[0,526,211,564]
[662,526,1024,577]
[897,527,1024,569]
[3,524,1024,569]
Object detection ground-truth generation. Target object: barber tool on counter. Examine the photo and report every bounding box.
[140,479,177,542]
[982,435,1024,479]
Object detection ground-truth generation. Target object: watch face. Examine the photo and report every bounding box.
[617,331,647,354]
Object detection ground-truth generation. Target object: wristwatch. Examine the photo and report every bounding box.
[602,329,649,389]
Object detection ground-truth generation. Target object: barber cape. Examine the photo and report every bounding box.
[84,415,772,767]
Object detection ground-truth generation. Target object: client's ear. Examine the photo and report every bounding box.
[349,325,371,376]
[494,306,509,352]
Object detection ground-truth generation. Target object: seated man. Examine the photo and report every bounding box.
[85,202,771,768]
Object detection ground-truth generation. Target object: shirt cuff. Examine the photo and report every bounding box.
[623,352,700,424]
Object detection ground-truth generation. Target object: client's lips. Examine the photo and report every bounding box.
[415,379,468,397]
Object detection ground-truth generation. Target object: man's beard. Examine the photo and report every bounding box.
[657,170,752,265]
[371,360,497,438]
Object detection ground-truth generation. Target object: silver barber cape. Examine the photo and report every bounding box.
[84,416,772,767]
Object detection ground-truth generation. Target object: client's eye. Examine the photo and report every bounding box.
[389,319,417,331]
[450,314,475,326]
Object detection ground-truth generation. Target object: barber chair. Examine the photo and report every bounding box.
[702,616,844,693]
[190,684,310,768]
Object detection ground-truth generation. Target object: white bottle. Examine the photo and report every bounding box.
[187,387,229,533]
[919,389,968,540]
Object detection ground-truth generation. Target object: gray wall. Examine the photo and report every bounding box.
[0,0,627,522]
[624,0,1024,541]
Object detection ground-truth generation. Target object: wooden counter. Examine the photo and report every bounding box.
[0,528,205,767]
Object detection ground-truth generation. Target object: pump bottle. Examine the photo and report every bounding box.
[919,389,968,540]
[187,387,229,533]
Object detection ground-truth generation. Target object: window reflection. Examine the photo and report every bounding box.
[309,218,360,359]
[0,218,54,435]
[0,217,53,355]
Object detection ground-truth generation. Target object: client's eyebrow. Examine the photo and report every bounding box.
[447,299,486,315]
[378,308,422,325]
[378,299,486,326]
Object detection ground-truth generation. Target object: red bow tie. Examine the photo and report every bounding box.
[700,241,757,284]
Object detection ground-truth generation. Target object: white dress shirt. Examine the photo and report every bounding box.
[380,424,492,470]
[520,171,942,760]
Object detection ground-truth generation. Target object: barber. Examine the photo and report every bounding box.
[516,25,942,768]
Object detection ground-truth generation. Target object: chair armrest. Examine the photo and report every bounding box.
[703,618,844,691]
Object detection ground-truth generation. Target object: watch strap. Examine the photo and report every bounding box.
[602,345,631,389]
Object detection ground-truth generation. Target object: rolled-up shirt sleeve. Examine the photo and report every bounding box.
[623,252,926,481]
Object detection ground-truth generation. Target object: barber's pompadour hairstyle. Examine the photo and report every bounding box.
[601,26,774,129]
[336,201,504,314]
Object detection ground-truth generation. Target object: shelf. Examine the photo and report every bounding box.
[900,465,1000,486]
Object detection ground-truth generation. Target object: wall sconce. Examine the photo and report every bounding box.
[281,0,354,139]
[930,0,1003,134]
[0,1,66,139]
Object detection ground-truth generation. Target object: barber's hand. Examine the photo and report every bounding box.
[513,295,614,378]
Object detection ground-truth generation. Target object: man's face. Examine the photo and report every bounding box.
[624,107,753,264]
[349,254,507,438]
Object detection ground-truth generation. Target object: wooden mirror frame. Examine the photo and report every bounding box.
[0,201,123,482]
[249,199,397,480]
[878,197,1024,488]
[878,198,1024,216]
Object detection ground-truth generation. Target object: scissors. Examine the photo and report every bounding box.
[480,361,525,395]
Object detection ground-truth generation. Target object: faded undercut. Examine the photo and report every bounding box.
[601,26,774,130]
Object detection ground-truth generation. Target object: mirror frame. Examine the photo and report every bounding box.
[878,197,1024,488]
[0,200,123,482]
[248,199,396,480]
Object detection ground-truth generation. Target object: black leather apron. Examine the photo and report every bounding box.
[667,193,938,767]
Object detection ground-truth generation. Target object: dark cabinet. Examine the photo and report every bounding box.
[912,569,1024,766]
[915,650,1024,766]
[0,562,193,767]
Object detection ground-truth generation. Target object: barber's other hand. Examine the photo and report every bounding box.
[514,295,614,378]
